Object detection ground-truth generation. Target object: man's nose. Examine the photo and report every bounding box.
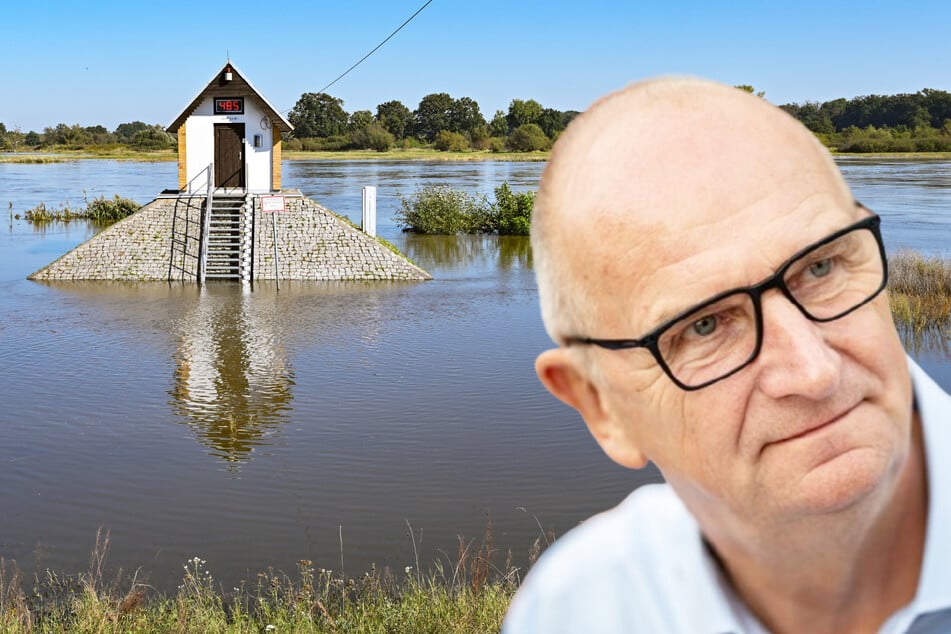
[754,291,841,400]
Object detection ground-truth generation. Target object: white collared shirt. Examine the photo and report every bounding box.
[503,357,951,633]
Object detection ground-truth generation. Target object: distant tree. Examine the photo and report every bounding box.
[434,130,469,151]
[376,100,412,139]
[131,125,174,149]
[289,92,349,138]
[506,99,543,130]
[350,123,394,151]
[468,124,490,146]
[819,98,848,130]
[488,110,509,137]
[735,85,766,98]
[24,130,41,147]
[84,125,115,145]
[44,123,90,146]
[448,97,485,137]
[7,125,24,151]
[536,107,566,139]
[0,122,6,137]
[507,123,550,152]
[114,121,150,143]
[349,110,373,131]
[413,92,454,142]
[920,88,951,127]
[783,102,834,135]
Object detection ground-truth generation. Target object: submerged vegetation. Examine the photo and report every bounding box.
[0,522,548,633]
[888,250,951,343]
[21,194,139,226]
[395,182,534,236]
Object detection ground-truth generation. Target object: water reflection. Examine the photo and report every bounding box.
[399,234,533,277]
[897,324,951,360]
[498,235,533,271]
[170,284,294,468]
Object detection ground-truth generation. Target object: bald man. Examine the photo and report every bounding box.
[503,78,951,633]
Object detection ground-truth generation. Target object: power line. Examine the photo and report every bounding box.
[285,0,434,113]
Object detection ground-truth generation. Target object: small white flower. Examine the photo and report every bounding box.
[405,566,413,573]
[265,626,276,632]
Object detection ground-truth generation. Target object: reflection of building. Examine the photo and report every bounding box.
[170,285,294,468]
[42,279,412,469]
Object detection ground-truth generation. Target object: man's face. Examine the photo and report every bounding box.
[540,86,914,532]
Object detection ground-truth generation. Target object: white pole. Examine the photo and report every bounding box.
[362,186,377,237]
[272,212,280,291]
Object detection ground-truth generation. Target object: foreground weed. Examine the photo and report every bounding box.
[0,517,541,633]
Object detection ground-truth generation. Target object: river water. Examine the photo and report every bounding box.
[1,157,949,592]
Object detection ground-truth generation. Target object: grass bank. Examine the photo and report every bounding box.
[0,522,547,633]
[283,148,549,162]
[2,148,548,163]
[831,151,951,159]
[0,148,175,163]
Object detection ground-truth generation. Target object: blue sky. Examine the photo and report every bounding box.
[3,0,951,132]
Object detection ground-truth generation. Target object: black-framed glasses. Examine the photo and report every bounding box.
[563,213,887,391]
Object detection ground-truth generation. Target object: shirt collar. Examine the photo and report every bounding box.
[907,356,951,614]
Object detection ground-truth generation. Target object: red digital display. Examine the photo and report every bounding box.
[214,98,244,114]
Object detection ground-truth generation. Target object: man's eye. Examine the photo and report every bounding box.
[691,315,717,336]
[808,258,833,278]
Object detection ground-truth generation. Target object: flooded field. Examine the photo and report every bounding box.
[1,157,948,591]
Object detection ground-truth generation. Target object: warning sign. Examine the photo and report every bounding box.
[261,196,286,213]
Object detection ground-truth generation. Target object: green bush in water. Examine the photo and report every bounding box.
[395,185,491,234]
[85,195,140,224]
[491,182,534,236]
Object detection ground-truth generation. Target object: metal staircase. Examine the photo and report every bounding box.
[168,195,205,281]
[204,194,252,281]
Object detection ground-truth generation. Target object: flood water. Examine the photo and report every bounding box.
[1,157,949,593]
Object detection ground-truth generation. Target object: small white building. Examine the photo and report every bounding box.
[167,61,293,194]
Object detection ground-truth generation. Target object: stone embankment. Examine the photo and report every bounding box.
[28,190,431,282]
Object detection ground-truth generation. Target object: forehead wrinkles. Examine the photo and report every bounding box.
[537,77,851,333]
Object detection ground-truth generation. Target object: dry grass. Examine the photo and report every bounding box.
[888,250,951,330]
[888,250,951,354]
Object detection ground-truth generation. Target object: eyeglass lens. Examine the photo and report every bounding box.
[657,225,884,388]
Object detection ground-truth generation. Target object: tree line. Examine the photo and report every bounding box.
[6,87,951,154]
[0,93,577,154]
[778,88,951,152]
[0,121,174,151]
[285,92,578,153]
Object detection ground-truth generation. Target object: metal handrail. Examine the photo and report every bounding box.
[197,162,213,284]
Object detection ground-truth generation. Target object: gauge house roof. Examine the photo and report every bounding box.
[167,61,293,194]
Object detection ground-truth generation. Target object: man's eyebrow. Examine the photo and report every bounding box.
[636,204,868,335]
[639,291,724,334]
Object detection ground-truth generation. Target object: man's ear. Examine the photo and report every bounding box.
[535,348,648,469]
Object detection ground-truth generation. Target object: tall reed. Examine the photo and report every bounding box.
[888,250,951,332]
